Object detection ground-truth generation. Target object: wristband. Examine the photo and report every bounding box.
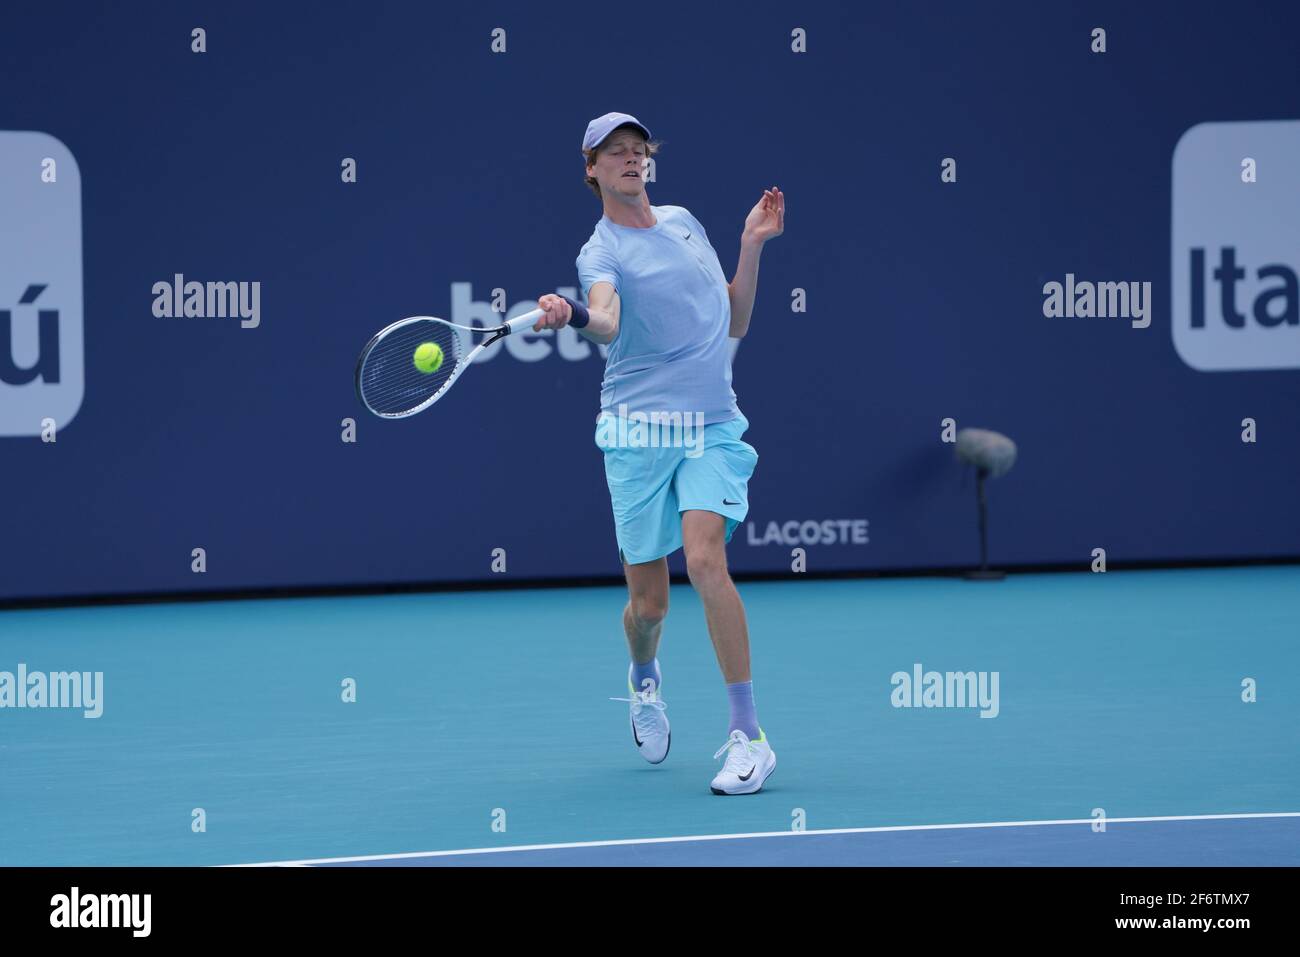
[559,295,591,329]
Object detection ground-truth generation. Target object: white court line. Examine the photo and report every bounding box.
[229,811,1300,867]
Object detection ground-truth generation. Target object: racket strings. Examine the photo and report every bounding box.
[359,320,466,416]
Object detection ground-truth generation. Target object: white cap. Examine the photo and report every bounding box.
[582,112,652,151]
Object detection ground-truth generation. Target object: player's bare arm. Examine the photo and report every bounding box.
[535,286,619,344]
[728,186,785,338]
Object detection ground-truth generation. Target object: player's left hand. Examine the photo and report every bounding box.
[742,186,784,244]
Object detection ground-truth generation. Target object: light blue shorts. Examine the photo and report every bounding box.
[595,411,758,565]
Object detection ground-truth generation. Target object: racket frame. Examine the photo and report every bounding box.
[354,307,544,419]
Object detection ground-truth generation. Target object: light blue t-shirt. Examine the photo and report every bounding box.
[576,204,738,425]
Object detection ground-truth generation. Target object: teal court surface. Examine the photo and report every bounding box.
[1,566,1296,867]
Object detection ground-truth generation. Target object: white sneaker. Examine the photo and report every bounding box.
[710,729,776,795]
[609,669,671,764]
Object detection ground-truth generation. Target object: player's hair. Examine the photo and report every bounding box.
[583,126,661,199]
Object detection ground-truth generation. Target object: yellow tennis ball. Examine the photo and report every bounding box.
[413,342,444,374]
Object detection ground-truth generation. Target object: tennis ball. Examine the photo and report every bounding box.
[413,342,444,374]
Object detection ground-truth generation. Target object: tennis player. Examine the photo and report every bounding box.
[534,112,784,795]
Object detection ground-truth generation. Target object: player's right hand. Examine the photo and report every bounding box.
[535,293,572,330]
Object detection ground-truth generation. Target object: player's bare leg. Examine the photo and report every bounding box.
[623,557,668,666]
[682,509,775,794]
[614,556,671,763]
[681,511,749,682]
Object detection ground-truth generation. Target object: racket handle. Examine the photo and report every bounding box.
[505,298,591,334]
[505,308,545,333]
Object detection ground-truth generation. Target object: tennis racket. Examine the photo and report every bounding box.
[354,300,588,419]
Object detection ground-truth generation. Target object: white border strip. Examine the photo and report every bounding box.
[229,811,1300,867]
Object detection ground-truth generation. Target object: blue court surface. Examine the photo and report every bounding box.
[1,566,1296,867]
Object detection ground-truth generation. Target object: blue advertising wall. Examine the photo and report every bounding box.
[2,0,1298,601]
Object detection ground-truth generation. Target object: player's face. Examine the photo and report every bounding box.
[591,132,648,199]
